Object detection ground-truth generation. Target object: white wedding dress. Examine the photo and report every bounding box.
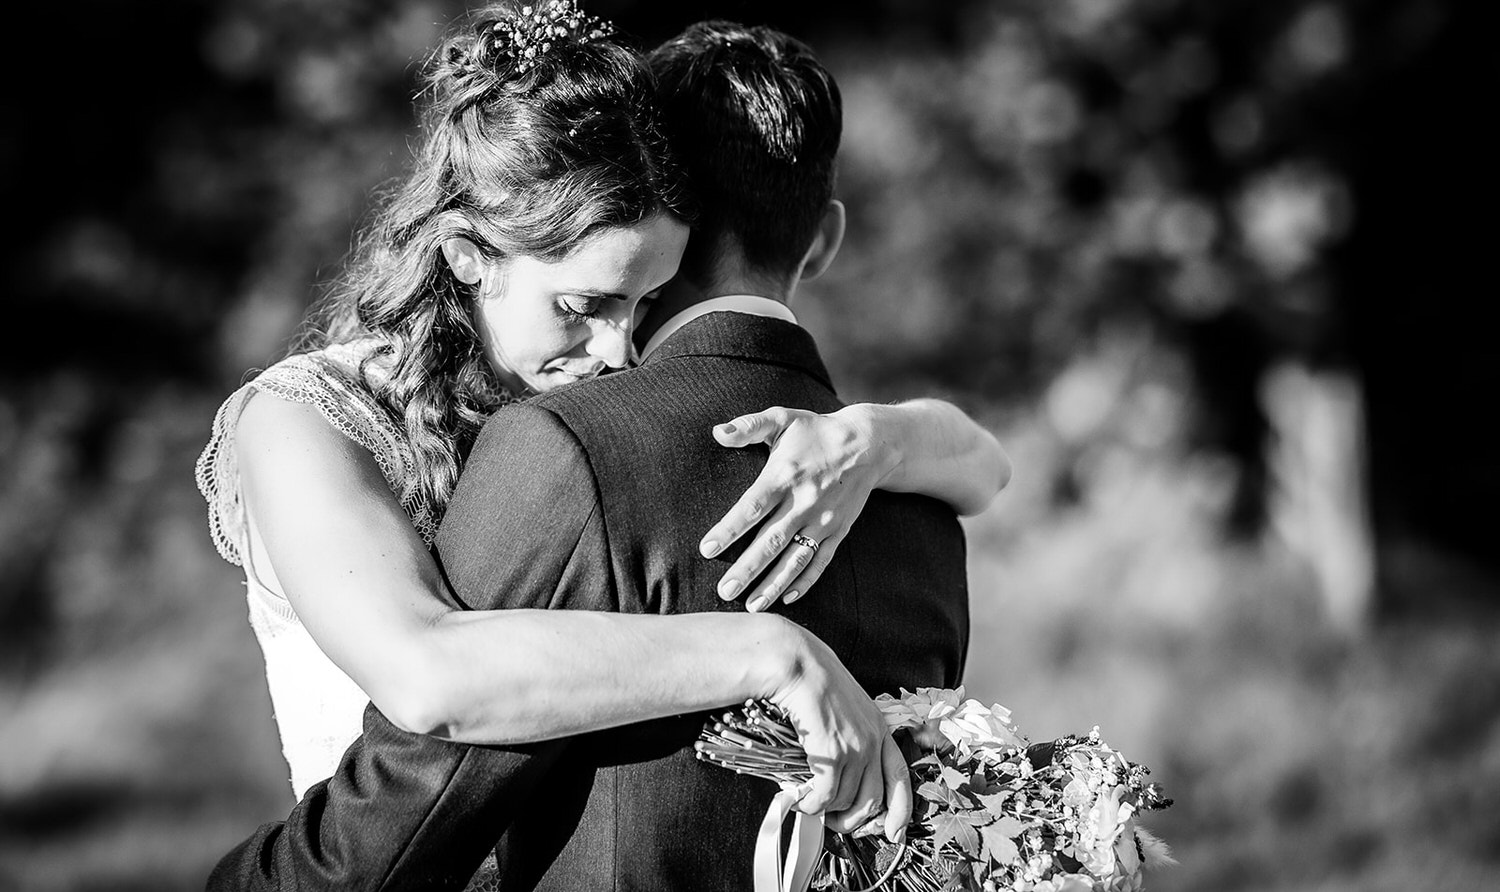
[196,342,500,890]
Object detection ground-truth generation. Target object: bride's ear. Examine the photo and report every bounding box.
[796,200,846,283]
[441,237,487,286]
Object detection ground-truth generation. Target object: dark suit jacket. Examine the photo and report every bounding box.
[209,312,969,891]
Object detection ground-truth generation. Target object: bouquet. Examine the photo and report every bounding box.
[696,687,1174,892]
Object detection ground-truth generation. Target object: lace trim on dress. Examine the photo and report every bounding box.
[194,344,438,566]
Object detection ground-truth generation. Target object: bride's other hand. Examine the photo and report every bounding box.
[701,406,888,612]
[766,622,911,842]
[702,399,1010,612]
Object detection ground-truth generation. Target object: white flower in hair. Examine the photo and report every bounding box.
[489,0,615,74]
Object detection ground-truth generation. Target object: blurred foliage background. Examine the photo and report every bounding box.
[2,1,1494,889]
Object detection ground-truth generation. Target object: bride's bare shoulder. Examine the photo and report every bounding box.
[233,337,418,506]
[236,338,398,453]
[235,389,378,486]
[196,341,398,565]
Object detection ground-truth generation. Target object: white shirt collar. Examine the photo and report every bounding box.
[638,295,798,361]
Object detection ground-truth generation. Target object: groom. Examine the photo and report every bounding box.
[212,21,970,891]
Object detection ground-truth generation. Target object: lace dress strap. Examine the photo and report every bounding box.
[194,344,437,566]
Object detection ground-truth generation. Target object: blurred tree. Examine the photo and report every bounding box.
[2,0,1488,659]
[1334,0,1493,612]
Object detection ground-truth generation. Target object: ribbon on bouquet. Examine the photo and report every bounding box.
[753,788,825,892]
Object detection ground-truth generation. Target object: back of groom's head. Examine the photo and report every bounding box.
[650,21,841,282]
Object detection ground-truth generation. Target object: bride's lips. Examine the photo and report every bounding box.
[553,366,604,381]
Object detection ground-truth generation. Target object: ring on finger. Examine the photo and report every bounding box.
[791,533,820,553]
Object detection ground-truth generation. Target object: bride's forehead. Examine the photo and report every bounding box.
[521,215,687,281]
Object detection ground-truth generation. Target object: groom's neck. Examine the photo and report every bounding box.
[699,245,795,305]
[634,245,796,349]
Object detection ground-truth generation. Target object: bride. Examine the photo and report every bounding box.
[198,1,1007,882]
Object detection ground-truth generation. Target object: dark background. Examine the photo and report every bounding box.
[2,1,1494,889]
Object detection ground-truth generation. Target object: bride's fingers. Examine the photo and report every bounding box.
[700,472,786,560]
[779,526,848,606]
[822,746,876,833]
[712,505,797,602]
[880,734,913,843]
[824,752,884,832]
[802,750,862,818]
[848,812,889,839]
[711,407,797,448]
[799,754,842,817]
[740,521,834,612]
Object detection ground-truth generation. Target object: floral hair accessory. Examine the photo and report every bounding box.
[489,1,615,75]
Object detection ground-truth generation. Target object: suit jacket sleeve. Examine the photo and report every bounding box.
[208,403,612,891]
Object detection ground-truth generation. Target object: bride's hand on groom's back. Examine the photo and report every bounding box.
[766,623,912,843]
[700,406,892,613]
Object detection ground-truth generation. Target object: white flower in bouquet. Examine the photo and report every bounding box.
[1076,785,1134,877]
[876,687,967,750]
[939,699,1024,757]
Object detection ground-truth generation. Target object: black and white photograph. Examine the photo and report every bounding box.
[0,1,1488,890]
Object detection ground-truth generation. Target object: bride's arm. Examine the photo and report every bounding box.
[236,393,896,828]
[702,398,1009,610]
[850,398,1011,513]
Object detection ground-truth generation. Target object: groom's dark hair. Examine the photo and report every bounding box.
[649,21,841,279]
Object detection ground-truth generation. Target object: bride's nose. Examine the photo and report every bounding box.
[585,316,634,370]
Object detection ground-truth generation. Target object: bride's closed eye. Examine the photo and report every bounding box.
[558,295,604,321]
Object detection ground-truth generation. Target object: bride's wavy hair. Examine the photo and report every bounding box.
[303,2,694,528]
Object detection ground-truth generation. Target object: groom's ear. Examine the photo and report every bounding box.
[796,200,846,283]
[441,237,487,285]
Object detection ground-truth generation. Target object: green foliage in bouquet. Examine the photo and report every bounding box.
[697,687,1174,892]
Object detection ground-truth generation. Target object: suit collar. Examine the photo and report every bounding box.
[638,296,796,361]
[640,311,835,391]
